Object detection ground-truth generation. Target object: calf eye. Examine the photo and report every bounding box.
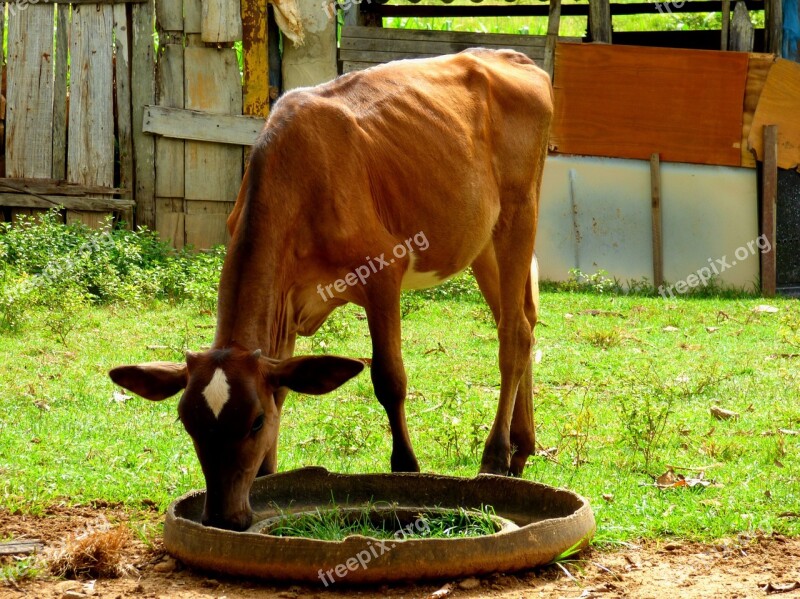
[251,414,265,434]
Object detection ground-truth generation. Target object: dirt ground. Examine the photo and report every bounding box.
[2,506,799,599]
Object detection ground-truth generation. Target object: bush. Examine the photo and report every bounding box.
[0,210,225,320]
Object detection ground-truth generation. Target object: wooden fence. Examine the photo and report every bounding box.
[0,0,271,248]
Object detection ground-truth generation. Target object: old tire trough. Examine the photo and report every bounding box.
[164,467,596,584]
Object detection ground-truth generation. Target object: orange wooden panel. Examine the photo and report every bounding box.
[748,58,800,171]
[550,43,749,167]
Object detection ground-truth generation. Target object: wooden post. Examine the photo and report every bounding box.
[52,6,69,180]
[761,125,778,297]
[765,0,782,54]
[242,0,270,118]
[730,1,754,52]
[721,0,731,50]
[543,0,562,81]
[114,4,134,228]
[589,0,611,44]
[650,153,664,290]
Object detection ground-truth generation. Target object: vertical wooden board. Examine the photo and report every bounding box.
[242,0,270,117]
[741,53,774,168]
[730,1,754,52]
[6,4,55,220]
[185,200,234,248]
[185,0,203,35]
[202,0,243,42]
[156,44,185,199]
[52,5,70,180]
[761,125,778,297]
[67,4,115,226]
[156,0,183,32]
[185,141,243,202]
[589,0,611,43]
[132,0,157,229]
[156,198,186,248]
[184,47,243,203]
[114,4,135,206]
[6,4,55,178]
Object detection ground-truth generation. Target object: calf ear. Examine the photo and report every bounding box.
[109,362,188,401]
[267,356,365,395]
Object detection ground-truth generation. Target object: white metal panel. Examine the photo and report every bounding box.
[537,155,759,291]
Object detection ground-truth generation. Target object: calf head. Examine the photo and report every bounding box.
[109,348,364,531]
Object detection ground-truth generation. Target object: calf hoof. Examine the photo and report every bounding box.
[509,452,529,477]
[391,450,420,473]
[479,452,511,476]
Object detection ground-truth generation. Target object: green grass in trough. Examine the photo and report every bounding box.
[263,504,501,540]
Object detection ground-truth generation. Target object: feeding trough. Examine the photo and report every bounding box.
[164,467,595,584]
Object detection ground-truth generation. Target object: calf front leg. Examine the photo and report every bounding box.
[365,292,419,473]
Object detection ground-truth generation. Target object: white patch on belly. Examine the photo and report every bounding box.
[203,368,230,419]
[401,253,447,290]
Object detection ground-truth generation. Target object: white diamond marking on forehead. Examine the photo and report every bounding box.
[203,368,230,419]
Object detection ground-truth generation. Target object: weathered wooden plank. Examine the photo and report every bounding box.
[155,0,182,31]
[155,46,185,199]
[242,0,270,118]
[339,48,546,65]
[340,37,552,55]
[0,179,125,195]
[156,198,185,249]
[184,47,243,204]
[5,4,55,220]
[132,0,157,229]
[0,194,135,210]
[551,43,748,167]
[765,0,782,54]
[6,5,55,178]
[721,0,731,49]
[145,106,265,146]
[748,58,800,170]
[761,125,777,297]
[52,5,69,180]
[185,200,234,248]
[114,4,135,209]
[68,3,115,228]
[543,0,561,80]
[341,25,577,46]
[741,53,774,168]
[0,540,43,556]
[730,1,754,52]
[202,0,242,42]
[589,0,612,42]
[185,0,202,34]
[343,61,380,73]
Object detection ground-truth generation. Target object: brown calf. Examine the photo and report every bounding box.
[110,48,553,531]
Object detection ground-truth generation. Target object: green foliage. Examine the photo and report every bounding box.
[0,211,225,324]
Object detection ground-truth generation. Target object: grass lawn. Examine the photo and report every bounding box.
[1,281,798,546]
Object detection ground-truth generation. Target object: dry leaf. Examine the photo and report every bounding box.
[710,405,739,420]
[763,581,800,594]
[662,326,679,332]
[564,313,574,319]
[753,305,779,313]
[602,493,614,503]
[705,326,719,333]
[112,391,132,404]
[429,583,453,598]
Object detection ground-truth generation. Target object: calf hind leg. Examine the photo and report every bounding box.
[472,241,536,476]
